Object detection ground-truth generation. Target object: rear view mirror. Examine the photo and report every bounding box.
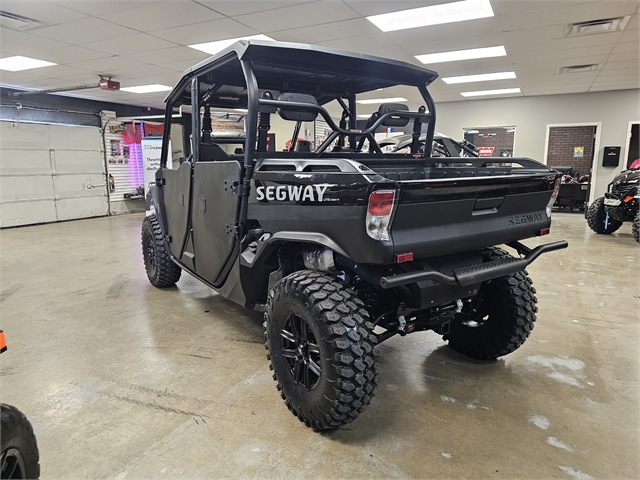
[378,103,409,127]
[277,93,319,122]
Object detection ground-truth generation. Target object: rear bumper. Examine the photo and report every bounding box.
[379,240,568,289]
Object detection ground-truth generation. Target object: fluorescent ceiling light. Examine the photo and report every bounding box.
[416,46,507,64]
[356,97,407,105]
[0,55,56,71]
[442,71,516,84]
[461,88,521,97]
[357,114,372,118]
[121,84,172,94]
[367,0,493,32]
[189,34,275,55]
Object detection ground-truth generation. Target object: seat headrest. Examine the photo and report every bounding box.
[277,93,319,122]
[378,103,410,127]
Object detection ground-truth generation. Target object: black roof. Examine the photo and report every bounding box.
[167,40,439,106]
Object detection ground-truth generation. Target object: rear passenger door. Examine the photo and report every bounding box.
[190,160,242,286]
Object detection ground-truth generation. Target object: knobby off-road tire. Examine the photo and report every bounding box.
[141,215,181,287]
[445,248,538,360]
[586,197,623,234]
[265,270,379,430]
[633,213,640,244]
[1,404,40,479]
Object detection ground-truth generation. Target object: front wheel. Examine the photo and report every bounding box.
[265,270,379,430]
[444,248,538,360]
[1,404,40,479]
[141,215,181,288]
[586,197,623,234]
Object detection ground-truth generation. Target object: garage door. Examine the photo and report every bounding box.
[0,121,108,228]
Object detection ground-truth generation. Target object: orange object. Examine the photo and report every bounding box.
[624,195,635,203]
[0,330,6,353]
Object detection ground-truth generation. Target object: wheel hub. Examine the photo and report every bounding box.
[280,313,322,391]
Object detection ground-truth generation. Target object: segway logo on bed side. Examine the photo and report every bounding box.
[256,184,329,202]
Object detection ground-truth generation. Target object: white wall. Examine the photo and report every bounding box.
[434,89,640,200]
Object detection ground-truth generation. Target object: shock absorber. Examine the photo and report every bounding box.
[411,106,425,154]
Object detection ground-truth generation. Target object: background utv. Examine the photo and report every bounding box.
[142,41,567,431]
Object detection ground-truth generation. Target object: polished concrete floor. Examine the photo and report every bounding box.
[1,211,638,479]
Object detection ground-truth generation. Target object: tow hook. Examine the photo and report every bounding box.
[398,315,406,333]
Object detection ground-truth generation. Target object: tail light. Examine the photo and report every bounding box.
[546,177,561,218]
[366,190,395,241]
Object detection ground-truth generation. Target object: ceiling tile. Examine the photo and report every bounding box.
[503,25,565,44]
[149,17,257,45]
[99,0,224,31]
[316,34,396,50]
[234,2,359,33]
[80,34,178,56]
[161,58,207,72]
[45,0,166,17]
[29,17,138,44]
[611,40,640,54]
[424,57,515,77]
[1,0,87,25]
[195,0,316,17]
[343,0,451,17]
[127,72,182,86]
[523,86,591,95]
[68,56,145,72]
[0,71,49,86]
[492,0,598,16]
[386,17,504,45]
[0,30,70,55]
[33,45,113,64]
[510,45,614,63]
[104,64,180,80]
[499,1,638,31]
[402,32,506,56]
[122,46,208,65]
[506,32,622,55]
[513,55,610,72]
[32,64,95,79]
[274,18,380,44]
[589,84,640,92]
[608,51,640,62]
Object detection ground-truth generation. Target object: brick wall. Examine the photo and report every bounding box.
[547,125,595,176]
[465,127,515,157]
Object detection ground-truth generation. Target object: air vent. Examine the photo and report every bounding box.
[0,11,44,30]
[559,64,601,74]
[565,16,630,37]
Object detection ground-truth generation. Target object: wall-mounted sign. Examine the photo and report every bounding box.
[574,146,584,158]
[478,146,495,156]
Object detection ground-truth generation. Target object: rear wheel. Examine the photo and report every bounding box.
[445,248,538,360]
[586,197,623,234]
[1,404,40,479]
[265,270,379,430]
[141,215,181,287]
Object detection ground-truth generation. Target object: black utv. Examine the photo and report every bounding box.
[141,41,567,431]
[586,168,640,243]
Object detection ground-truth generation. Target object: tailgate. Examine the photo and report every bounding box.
[390,174,557,258]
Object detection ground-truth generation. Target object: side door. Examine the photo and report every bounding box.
[190,160,242,286]
[157,161,192,262]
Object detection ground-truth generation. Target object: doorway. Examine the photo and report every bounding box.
[543,122,602,211]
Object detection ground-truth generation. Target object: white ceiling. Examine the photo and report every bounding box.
[0,0,638,112]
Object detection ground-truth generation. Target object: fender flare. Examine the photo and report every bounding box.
[240,231,349,268]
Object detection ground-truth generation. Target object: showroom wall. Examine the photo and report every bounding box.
[434,89,640,200]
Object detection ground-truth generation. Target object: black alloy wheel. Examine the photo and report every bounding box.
[280,313,322,391]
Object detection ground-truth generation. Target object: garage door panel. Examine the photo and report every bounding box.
[0,200,57,228]
[0,122,49,150]
[56,196,108,221]
[0,175,55,203]
[53,150,104,175]
[49,124,102,151]
[54,173,106,199]
[0,149,52,175]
